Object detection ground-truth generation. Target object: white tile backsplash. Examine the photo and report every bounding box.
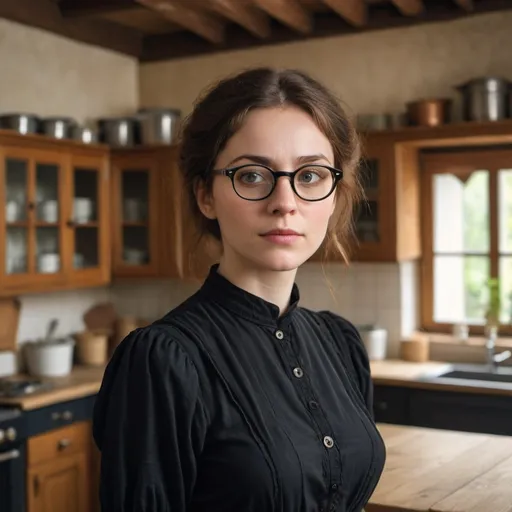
[15,258,420,362]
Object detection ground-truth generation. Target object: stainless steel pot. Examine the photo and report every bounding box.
[456,77,512,121]
[0,113,40,135]
[71,125,98,144]
[137,108,181,145]
[41,117,77,139]
[98,117,139,147]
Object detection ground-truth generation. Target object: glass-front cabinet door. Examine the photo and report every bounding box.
[68,154,110,286]
[1,148,66,291]
[111,153,160,277]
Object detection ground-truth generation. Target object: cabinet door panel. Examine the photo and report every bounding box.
[409,389,512,436]
[111,154,160,277]
[28,451,89,512]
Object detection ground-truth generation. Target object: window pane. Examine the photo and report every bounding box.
[433,171,489,254]
[501,257,512,324]
[499,169,512,254]
[434,255,489,324]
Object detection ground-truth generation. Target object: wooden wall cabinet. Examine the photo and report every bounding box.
[311,132,421,263]
[0,131,111,296]
[110,146,219,282]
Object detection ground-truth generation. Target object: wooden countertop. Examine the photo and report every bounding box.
[369,423,512,512]
[0,365,105,410]
[371,359,512,396]
[1,359,512,410]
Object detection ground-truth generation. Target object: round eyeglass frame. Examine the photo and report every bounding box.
[212,163,344,202]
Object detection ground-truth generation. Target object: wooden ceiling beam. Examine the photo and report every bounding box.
[59,0,137,18]
[390,0,425,16]
[135,0,225,43]
[252,0,313,34]
[210,0,271,39]
[453,0,474,10]
[321,0,367,26]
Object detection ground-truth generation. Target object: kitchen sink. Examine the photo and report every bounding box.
[435,370,512,383]
[422,363,512,386]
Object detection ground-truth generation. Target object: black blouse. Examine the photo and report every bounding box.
[93,265,386,512]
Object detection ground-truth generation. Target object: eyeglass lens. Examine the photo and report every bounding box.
[233,165,335,200]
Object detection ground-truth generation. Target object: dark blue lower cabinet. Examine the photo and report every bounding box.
[373,384,512,437]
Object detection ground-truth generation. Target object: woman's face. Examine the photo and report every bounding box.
[197,106,337,273]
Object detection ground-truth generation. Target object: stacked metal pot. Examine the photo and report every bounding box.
[0,107,181,147]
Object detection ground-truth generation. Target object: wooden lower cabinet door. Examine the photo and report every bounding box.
[27,451,90,512]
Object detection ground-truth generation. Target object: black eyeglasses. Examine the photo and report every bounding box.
[212,163,343,202]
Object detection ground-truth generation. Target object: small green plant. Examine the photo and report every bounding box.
[484,277,501,327]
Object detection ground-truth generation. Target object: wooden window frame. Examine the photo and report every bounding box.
[420,148,512,336]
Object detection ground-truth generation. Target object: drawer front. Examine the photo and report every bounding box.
[26,395,96,437]
[28,421,89,467]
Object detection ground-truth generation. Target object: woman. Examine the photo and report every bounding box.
[93,67,386,512]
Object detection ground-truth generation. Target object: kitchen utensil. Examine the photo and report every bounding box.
[5,201,22,223]
[44,318,59,343]
[0,113,40,135]
[456,77,511,121]
[358,326,388,360]
[97,117,139,147]
[83,302,117,335]
[24,337,74,377]
[73,197,93,223]
[71,125,98,144]
[74,330,108,366]
[0,298,20,352]
[123,198,147,222]
[40,117,76,139]
[137,107,181,145]
[38,200,59,223]
[400,333,430,362]
[0,352,17,377]
[406,98,452,127]
[356,113,393,131]
[37,253,60,274]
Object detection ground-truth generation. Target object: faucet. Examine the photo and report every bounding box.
[485,327,512,371]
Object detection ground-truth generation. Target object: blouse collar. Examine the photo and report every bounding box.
[198,264,300,328]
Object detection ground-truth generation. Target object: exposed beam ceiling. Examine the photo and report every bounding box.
[453,0,474,10]
[321,0,367,26]
[390,0,424,16]
[209,0,271,39]
[135,0,225,44]
[252,0,313,34]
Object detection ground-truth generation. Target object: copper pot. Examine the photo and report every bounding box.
[406,99,452,127]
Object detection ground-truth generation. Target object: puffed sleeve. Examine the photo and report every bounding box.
[92,326,209,511]
[319,311,374,417]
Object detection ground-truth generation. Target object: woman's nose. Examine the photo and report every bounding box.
[266,177,298,215]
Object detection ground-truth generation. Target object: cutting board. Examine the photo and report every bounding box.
[0,297,20,351]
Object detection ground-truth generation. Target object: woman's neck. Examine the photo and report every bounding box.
[217,255,297,315]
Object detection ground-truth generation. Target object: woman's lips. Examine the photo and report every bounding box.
[260,230,303,245]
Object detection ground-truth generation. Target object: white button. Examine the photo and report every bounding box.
[323,436,334,449]
[275,330,284,340]
[293,367,304,378]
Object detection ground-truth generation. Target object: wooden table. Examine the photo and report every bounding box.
[368,423,512,512]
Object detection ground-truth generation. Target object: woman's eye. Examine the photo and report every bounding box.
[240,172,263,183]
[298,167,328,184]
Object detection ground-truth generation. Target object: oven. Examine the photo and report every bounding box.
[0,407,27,512]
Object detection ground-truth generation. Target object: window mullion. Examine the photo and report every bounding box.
[489,167,499,279]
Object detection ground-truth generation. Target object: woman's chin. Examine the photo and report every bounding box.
[249,248,316,272]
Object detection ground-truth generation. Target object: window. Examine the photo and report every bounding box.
[421,149,512,334]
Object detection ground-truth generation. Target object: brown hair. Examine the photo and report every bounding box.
[179,67,363,263]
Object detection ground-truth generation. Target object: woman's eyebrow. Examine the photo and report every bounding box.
[227,153,331,167]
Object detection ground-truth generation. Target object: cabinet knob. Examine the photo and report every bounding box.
[62,410,73,421]
[0,429,4,444]
[377,401,388,411]
[66,220,75,228]
[58,438,71,450]
[5,427,16,442]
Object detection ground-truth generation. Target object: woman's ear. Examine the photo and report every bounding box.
[195,181,217,220]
